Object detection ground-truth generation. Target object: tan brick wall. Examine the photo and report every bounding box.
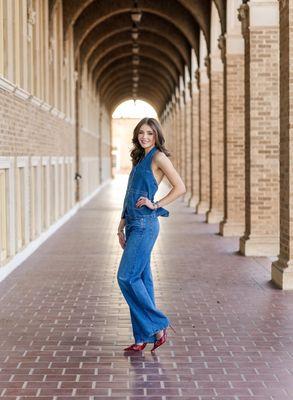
[220,53,245,236]
[278,0,291,260]
[240,11,280,256]
[80,130,100,158]
[179,101,185,183]
[184,96,192,199]
[197,81,210,213]
[190,86,200,207]
[271,0,293,289]
[207,69,224,223]
[0,89,75,156]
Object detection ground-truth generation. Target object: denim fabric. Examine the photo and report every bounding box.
[117,214,170,343]
[121,145,170,219]
[118,145,170,343]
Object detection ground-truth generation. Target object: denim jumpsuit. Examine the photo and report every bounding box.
[117,145,170,344]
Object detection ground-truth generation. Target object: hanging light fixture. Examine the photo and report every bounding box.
[132,43,139,54]
[132,56,140,65]
[131,0,142,23]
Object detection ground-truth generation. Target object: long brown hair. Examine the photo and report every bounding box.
[130,117,171,166]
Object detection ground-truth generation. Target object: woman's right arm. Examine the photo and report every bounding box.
[118,218,126,233]
[117,218,126,249]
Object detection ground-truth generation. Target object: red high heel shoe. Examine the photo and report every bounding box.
[124,343,147,351]
[151,324,176,352]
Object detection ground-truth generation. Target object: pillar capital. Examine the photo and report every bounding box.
[217,34,226,64]
[204,55,211,79]
[238,3,249,37]
[194,68,200,88]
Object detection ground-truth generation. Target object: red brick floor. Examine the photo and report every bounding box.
[0,175,293,399]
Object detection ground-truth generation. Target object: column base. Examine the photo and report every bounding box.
[271,258,293,290]
[183,191,192,203]
[239,235,279,257]
[206,209,223,224]
[188,195,199,208]
[196,201,209,214]
[219,220,245,237]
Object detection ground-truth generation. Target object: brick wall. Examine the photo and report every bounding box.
[0,89,75,156]
[220,53,245,236]
[197,81,210,213]
[207,69,224,223]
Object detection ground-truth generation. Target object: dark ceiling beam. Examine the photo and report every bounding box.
[92,47,178,87]
[97,56,174,91]
[63,0,208,44]
[87,36,183,78]
[61,0,215,114]
[63,0,93,38]
[79,13,190,66]
[103,82,165,110]
[213,0,226,34]
[178,0,210,49]
[98,61,173,95]
[73,0,199,53]
[99,71,170,100]
[103,79,165,104]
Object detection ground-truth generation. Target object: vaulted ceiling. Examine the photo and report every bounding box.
[50,0,226,116]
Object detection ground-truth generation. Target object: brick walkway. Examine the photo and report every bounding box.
[0,175,293,399]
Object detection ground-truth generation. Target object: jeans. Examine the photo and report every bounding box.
[117,214,170,343]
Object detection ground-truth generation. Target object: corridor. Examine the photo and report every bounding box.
[0,177,292,399]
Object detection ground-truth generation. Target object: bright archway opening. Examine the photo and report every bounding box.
[112,100,158,175]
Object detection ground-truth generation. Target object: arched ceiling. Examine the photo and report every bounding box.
[57,0,225,116]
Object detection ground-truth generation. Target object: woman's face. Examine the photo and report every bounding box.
[137,124,156,150]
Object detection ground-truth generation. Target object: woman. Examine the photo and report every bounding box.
[117,117,186,352]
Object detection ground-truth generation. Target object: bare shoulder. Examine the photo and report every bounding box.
[153,149,184,188]
[153,150,171,166]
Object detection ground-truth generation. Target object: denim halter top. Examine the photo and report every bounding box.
[121,145,170,219]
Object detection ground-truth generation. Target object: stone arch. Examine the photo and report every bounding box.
[92,50,178,88]
[110,96,159,115]
[87,32,184,76]
[104,80,166,106]
[99,67,172,98]
[79,13,190,67]
[105,86,163,113]
[96,56,174,95]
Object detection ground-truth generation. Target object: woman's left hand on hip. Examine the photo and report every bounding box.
[136,196,155,209]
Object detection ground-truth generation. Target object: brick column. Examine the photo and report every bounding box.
[271,0,293,289]
[184,67,193,203]
[174,91,180,171]
[171,96,177,165]
[179,77,186,183]
[189,68,200,208]
[239,0,279,256]
[207,3,224,224]
[196,31,210,214]
[220,0,246,237]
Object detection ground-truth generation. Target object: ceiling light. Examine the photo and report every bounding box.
[132,31,139,40]
[132,44,139,54]
[131,9,142,23]
[132,56,140,65]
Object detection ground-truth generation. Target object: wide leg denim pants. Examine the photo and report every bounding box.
[117,214,170,344]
